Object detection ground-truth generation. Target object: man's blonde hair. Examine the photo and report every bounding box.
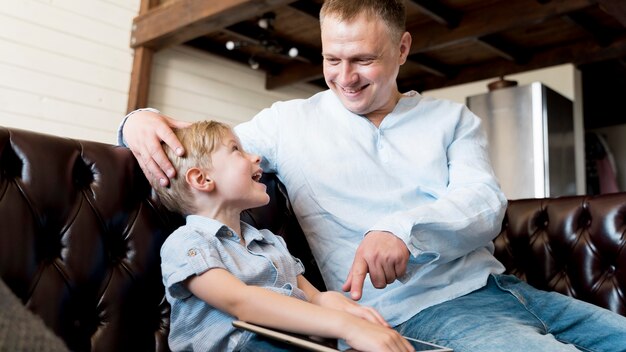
[155,120,232,215]
[320,0,406,43]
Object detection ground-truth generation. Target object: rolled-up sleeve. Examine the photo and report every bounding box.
[161,231,226,299]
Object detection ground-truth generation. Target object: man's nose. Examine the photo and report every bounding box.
[338,62,357,86]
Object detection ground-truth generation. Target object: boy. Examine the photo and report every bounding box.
[156,121,414,352]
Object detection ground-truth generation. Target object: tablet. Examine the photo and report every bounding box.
[232,320,453,352]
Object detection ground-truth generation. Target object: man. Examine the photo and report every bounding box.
[121,1,626,350]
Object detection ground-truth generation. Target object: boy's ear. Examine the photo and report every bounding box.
[186,167,215,192]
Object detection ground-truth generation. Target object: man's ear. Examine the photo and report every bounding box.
[186,167,215,192]
[398,31,412,65]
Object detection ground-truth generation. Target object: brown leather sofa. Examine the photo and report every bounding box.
[1,126,624,351]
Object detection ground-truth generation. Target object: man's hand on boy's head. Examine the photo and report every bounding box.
[123,110,191,187]
[342,231,410,301]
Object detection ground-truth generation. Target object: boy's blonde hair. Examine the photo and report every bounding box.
[320,0,406,44]
[155,120,232,215]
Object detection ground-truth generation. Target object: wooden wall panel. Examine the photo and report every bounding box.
[0,0,139,143]
[147,46,321,126]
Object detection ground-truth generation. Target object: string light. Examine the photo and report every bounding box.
[224,12,299,70]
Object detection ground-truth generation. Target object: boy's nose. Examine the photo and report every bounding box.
[249,153,261,163]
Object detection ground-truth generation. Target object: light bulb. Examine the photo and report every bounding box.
[288,47,299,58]
[249,58,260,70]
[258,18,269,29]
[225,41,236,50]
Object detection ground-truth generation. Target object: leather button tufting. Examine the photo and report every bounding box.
[607,266,616,274]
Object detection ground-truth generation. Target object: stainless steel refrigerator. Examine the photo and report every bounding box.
[467,82,576,199]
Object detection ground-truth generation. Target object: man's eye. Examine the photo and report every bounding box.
[325,58,340,65]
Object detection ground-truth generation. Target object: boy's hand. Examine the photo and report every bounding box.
[123,110,191,187]
[343,318,415,352]
[312,291,389,327]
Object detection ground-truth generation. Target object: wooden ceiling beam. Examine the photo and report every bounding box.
[475,35,531,63]
[131,0,296,50]
[265,62,323,90]
[408,0,595,55]
[224,22,320,64]
[565,11,614,47]
[407,54,455,77]
[403,34,626,92]
[409,0,461,28]
[288,0,322,19]
[597,0,626,27]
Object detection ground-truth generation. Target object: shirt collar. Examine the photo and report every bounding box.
[184,215,274,245]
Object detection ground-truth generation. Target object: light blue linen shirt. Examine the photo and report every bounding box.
[233,90,508,327]
[161,215,306,351]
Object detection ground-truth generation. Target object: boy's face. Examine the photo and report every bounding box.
[206,130,269,211]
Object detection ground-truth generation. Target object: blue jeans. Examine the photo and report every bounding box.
[396,274,626,352]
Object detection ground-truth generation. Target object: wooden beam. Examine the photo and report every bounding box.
[127,0,159,113]
[127,47,154,112]
[565,11,614,47]
[475,35,531,63]
[224,22,320,64]
[408,0,596,55]
[597,0,626,27]
[409,0,462,28]
[403,34,626,92]
[289,0,322,19]
[407,54,455,77]
[265,62,323,90]
[131,0,296,50]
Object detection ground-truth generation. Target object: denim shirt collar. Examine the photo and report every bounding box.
[184,214,274,246]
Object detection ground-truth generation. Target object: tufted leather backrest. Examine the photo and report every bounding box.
[0,126,183,351]
[494,193,626,316]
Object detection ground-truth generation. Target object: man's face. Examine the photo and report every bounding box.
[321,12,411,124]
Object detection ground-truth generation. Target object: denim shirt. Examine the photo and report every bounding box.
[234,90,508,326]
[160,216,306,351]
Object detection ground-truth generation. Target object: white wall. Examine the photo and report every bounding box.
[0,0,140,143]
[147,46,321,125]
[0,0,321,144]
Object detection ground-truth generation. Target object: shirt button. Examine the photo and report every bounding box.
[188,249,197,257]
